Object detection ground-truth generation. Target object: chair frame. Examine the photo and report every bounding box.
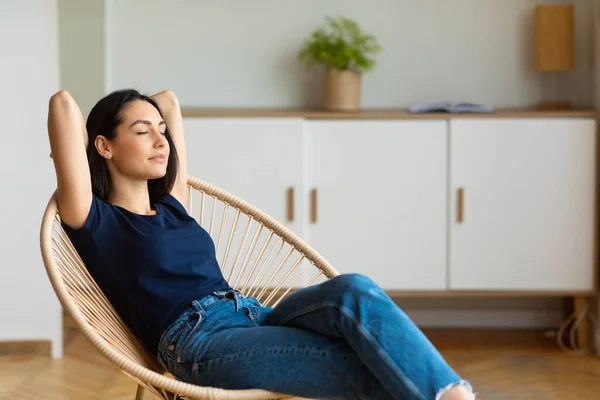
[40,175,340,400]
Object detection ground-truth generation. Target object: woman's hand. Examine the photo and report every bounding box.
[150,90,187,204]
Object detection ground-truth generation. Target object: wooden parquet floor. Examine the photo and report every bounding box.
[1,318,600,399]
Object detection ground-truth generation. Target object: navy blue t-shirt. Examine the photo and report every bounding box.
[61,193,232,355]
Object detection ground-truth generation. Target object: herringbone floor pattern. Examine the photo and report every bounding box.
[1,319,599,399]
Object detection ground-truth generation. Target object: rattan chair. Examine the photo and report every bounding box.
[40,175,340,400]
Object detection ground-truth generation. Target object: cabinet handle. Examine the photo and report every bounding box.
[457,188,464,223]
[311,189,318,223]
[287,187,294,222]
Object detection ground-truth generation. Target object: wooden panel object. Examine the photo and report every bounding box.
[534,4,574,72]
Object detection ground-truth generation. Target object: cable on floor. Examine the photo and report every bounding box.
[556,301,598,355]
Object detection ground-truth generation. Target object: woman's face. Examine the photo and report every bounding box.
[101,100,170,181]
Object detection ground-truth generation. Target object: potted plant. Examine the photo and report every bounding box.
[298,15,382,111]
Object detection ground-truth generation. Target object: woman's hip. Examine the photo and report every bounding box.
[157,289,272,370]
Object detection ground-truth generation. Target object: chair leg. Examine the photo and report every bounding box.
[135,384,145,400]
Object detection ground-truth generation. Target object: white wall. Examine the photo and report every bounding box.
[105,0,594,109]
[0,1,62,358]
[58,0,105,118]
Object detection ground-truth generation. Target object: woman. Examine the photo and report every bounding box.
[47,89,476,400]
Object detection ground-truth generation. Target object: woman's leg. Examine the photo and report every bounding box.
[158,290,394,400]
[263,273,475,400]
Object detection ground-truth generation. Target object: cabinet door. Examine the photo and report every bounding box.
[183,118,306,289]
[306,120,448,290]
[184,117,304,229]
[449,118,596,291]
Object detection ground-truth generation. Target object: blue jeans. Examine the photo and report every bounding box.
[157,274,473,400]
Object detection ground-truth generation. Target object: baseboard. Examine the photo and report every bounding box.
[593,295,600,357]
[404,308,562,329]
[394,297,564,329]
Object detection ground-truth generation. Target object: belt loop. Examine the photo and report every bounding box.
[227,290,240,312]
[191,300,202,312]
[234,291,240,312]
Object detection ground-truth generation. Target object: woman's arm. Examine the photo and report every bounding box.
[47,90,92,229]
[151,90,187,205]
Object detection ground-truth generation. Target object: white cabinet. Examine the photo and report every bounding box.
[305,120,448,290]
[449,118,596,291]
[183,115,597,295]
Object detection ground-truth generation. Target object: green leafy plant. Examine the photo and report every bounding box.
[298,15,382,73]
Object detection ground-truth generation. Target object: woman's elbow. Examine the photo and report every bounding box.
[157,89,180,110]
[49,90,75,111]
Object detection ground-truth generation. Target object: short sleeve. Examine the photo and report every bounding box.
[61,194,109,235]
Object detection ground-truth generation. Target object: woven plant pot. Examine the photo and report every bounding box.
[322,69,361,111]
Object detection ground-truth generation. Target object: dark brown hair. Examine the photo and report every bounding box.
[85,89,179,203]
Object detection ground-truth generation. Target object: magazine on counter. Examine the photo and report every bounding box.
[408,102,494,113]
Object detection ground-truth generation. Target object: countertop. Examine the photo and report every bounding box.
[181,107,598,119]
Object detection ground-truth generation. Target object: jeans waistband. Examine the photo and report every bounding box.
[158,289,245,362]
[192,289,245,312]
